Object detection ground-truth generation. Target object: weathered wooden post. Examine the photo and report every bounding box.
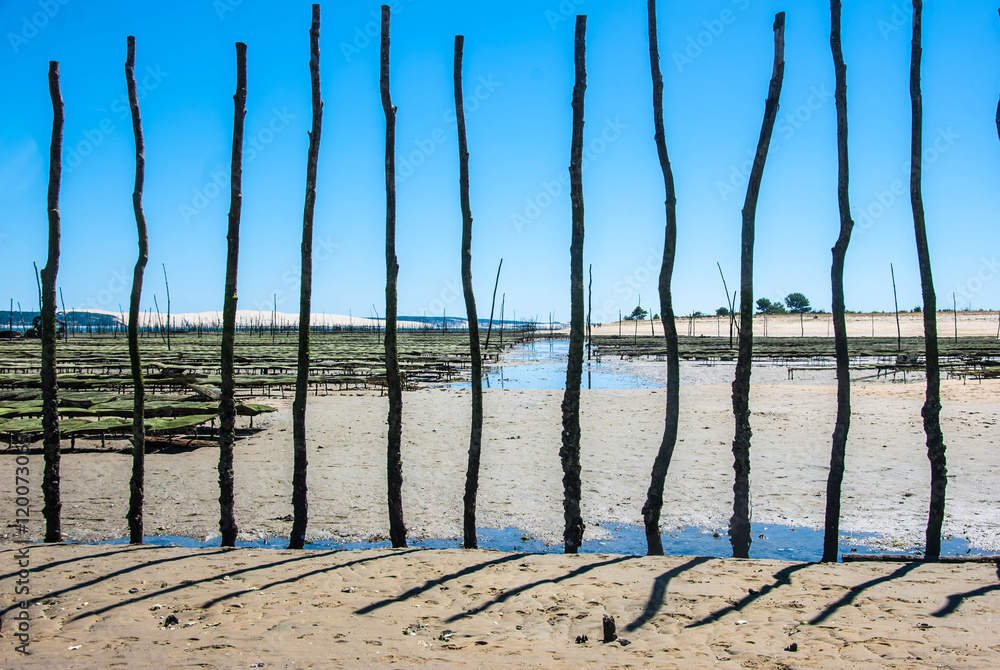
[41,60,64,543]
[730,13,785,559]
[218,42,247,548]
[822,0,855,563]
[455,35,484,549]
[381,4,407,548]
[125,36,150,545]
[561,14,587,554]
[909,0,947,561]
[640,0,682,556]
[290,3,323,550]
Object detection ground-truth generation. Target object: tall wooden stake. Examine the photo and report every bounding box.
[218,42,247,548]
[730,13,785,559]
[483,259,503,351]
[561,14,587,554]
[125,36,149,545]
[822,1,855,563]
[641,0,682,556]
[455,35,484,549]
[290,4,323,550]
[162,263,171,351]
[953,293,958,342]
[586,264,593,361]
[41,60,64,543]
[892,263,901,352]
[381,4,407,548]
[910,0,946,561]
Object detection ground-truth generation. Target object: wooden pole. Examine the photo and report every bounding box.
[730,12,785,559]
[641,0,682,556]
[34,261,42,315]
[381,4,407,548]
[162,263,171,351]
[290,4,323,550]
[41,60,64,543]
[499,294,505,348]
[455,34,484,549]
[910,0,947,561]
[717,262,734,347]
[953,292,958,342]
[218,41,247,548]
[125,36,149,545]
[822,0,855,563]
[560,14,587,554]
[58,287,67,340]
[892,263,901,352]
[586,264,592,361]
[153,294,164,342]
[483,259,503,351]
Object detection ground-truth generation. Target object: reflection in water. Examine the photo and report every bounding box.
[469,339,662,391]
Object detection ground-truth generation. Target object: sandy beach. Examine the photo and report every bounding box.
[3,339,1000,666]
[2,544,999,668]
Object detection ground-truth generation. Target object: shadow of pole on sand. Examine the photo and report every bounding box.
[626,556,711,632]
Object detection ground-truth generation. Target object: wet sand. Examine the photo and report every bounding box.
[3,375,998,553]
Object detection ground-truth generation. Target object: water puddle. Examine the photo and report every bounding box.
[458,339,661,390]
[88,523,990,562]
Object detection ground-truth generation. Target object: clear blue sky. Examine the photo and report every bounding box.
[2,0,999,324]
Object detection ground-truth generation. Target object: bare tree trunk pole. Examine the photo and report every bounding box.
[455,35,483,549]
[953,293,957,342]
[58,288,67,341]
[892,263,901,352]
[586,264,592,361]
[730,13,785,559]
[561,14,587,554]
[41,60,64,543]
[290,4,323,550]
[910,0,946,561]
[381,4,407,548]
[218,42,247,548]
[641,0,681,556]
[163,263,171,351]
[822,1,854,563]
[483,259,503,351]
[717,262,734,347]
[125,37,149,545]
[34,261,42,315]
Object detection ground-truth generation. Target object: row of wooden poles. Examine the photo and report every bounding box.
[30,2,996,560]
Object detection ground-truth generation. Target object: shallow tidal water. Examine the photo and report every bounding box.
[90,523,991,562]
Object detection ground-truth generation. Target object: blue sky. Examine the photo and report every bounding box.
[2,0,999,324]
